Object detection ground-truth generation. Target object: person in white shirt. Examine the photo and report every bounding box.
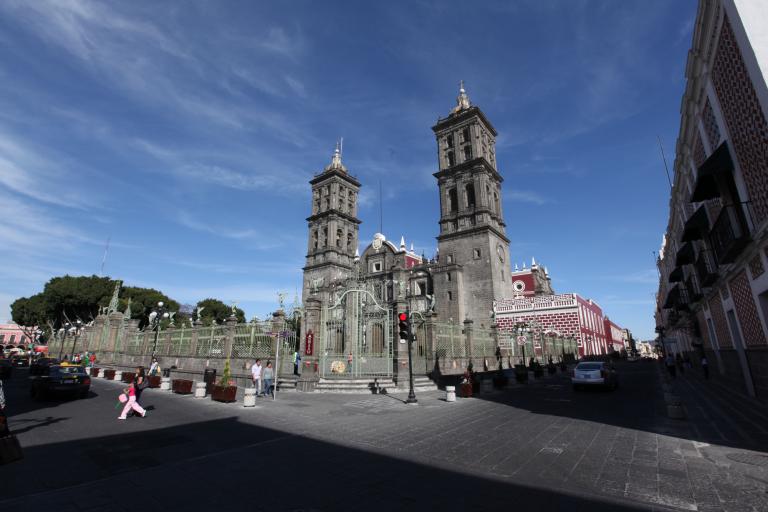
[251,359,263,396]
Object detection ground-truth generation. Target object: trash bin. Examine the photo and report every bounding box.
[162,368,171,378]
[203,368,217,395]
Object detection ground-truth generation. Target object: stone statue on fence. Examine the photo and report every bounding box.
[108,280,122,314]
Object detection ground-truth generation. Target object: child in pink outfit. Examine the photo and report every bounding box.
[118,382,146,420]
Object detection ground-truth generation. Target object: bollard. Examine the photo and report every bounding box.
[445,385,456,402]
[160,377,171,391]
[243,387,257,407]
[96,368,104,378]
[114,371,123,382]
[194,381,206,398]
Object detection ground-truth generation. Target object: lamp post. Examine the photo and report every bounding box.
[149,301,170,363]
[515,323,530,365]
[69,320,83,360]
[57,322,71,361]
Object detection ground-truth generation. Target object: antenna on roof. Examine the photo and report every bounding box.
[379,179,383,234]
[100,235,111,276]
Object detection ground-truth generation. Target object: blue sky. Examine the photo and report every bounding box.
[0,0,697,339]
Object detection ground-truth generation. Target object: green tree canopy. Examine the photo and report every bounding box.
[41,275,117,326]
[10,293,47,327]
[195,298,245,325]
[119,286,180,328]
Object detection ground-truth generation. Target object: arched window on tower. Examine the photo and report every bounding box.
[462,127,470,143]
[336,229,343,248]
[323,227,328,247]
[312,230,318,250]
[448,188,458,212]
[494,192,501,214]
[466,183,476,208]
[347,232,353,251]
[446,151,455,167]
[463,145,472,161]
[486,185,491,209]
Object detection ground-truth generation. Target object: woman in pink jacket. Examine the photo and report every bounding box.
[118,380,146,420]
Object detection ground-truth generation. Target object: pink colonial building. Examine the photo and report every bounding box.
[0,323,33,348]
[493,262,625,357]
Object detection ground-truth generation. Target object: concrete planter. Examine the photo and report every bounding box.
[103,369,116,380]
[121,372,135,384]
[90,367,100,377]
[148,375,162,388]
[460,382,473,398]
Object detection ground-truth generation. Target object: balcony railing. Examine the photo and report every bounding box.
[710,204,751,264]
[694,250,718,287]
[685,275,702,304]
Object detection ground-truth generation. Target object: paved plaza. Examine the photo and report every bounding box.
[1,362,767,511]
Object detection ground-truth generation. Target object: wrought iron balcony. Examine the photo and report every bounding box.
[681,206,709,242]
[668,267,683,283]
[685,275,702,303]
[710,204,751,264]
[694,250,718,287]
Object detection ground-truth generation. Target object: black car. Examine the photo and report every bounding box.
[0,358,12,379]
[10,355,28,367]
[30,365,91,399]
[30,357,60,376]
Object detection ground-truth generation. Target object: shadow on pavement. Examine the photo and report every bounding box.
[0,415,652,512]
[465,360,766,452]
[2,368,100,417]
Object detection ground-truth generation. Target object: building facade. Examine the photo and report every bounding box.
[655,0,768,400]
[0,323,33,348]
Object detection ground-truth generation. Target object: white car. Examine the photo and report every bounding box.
[571,361,618,390]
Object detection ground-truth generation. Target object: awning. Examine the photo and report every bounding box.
[675,241,695,266]
[668,267,684,283]
[690,142,734,202]
[681,206,710,242]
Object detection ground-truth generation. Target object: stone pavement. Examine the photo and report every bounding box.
[0,361,766,511]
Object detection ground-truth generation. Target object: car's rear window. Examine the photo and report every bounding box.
[576,363,603,370]
[52,366,86,375]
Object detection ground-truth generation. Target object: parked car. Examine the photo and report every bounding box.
[30,357,60,376]
[572,361,618,390]
[30,365,91,399]
[0,358,12,379]
[10,355,28,367]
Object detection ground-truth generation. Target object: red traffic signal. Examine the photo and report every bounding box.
[398,312,408,322]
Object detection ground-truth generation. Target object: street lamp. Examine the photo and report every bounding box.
[57,322,72,361]
[514,322,531,364]
[149,301,170,363]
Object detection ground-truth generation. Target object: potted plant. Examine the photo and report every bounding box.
[211,359,237,403]
[533,361,544,378]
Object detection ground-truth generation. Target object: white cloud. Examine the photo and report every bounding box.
[504,190,552,205]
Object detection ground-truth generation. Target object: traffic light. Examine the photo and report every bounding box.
[398,312,411,342]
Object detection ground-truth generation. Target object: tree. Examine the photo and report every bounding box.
[119,286,180,329]
[41,275,117,326]
[195,298,245,325]
[10,293,48,344]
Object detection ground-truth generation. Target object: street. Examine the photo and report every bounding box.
[1,361,767,511]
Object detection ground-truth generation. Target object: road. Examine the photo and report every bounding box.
[0,361,766,511]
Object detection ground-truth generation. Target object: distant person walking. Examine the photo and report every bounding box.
[701,356,709,380]
[293,350,301,376]
[263,361,274,398]
[148,357,161,377]
[665,354,676,378]
[118,380,146,420]
[347,352,353,374]
[251,359,263,396]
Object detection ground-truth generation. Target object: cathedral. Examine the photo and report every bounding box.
[299,84,553,380]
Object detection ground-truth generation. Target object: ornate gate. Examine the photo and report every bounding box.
[320,288,393,379]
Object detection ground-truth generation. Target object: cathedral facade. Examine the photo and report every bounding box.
[300,85,535,378]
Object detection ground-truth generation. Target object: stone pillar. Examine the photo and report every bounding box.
[425,311,438,375]
[189,324,200,358]
[91,316,106,352]
[491,322,502,370]
[105,312,125,357]
[464,319,474,372]
[225,316,237,359]
[298,298,321,389]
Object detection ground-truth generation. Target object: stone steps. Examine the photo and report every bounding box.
[315,377,397,394]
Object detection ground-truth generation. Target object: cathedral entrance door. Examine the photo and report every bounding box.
[319,288,393,379]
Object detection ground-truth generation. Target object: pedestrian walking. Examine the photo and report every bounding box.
[347,352,353,373]
[701,356,709,380]
[263,361,274,398]
[675,353,685,375]
[128,367,147,417]
[251,359,263,396]
[148,357,161,377]
[293,350,301,376]
[665,353,676,378]
[118,380,146,420]
[89,353,97,368]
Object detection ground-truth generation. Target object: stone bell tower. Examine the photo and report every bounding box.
[431,83,513,325]
[302,142,362,306]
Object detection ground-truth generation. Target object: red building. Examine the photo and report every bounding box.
[494,262,623,357]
